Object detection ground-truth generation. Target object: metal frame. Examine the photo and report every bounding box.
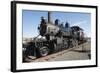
[11,1,98,72]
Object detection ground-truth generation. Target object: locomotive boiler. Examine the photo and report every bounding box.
[23,12,86,59]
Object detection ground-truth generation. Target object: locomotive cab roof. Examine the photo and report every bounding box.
[71,26,83,31]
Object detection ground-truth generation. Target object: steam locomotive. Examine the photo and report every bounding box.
[23,12,86,59]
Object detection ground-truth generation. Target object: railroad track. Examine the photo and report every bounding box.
[24,41,90,62]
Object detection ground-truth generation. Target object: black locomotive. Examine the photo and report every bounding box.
[23,12,86,59]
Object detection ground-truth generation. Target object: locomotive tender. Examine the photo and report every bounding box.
[23,12,85,58]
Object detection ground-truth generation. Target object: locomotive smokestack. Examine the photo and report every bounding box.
[48,11,51,23]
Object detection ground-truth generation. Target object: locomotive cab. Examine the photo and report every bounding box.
[71,26,84,42]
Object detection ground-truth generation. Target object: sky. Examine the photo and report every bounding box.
[22,10,91,38]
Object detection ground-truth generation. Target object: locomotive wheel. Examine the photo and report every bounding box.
[49,43,57,54]
[70,39,78,48]
[73,39,78,47]
[64,43,69,49]
[53,43,57,52]
[63,39,69,49]
[37,46,50,57]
